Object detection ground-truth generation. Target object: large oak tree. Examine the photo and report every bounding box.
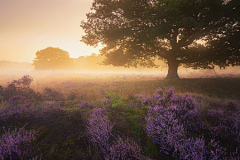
[81,0,240,78]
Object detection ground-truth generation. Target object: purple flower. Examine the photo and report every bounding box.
[0,123,37,159]
[141,96,152,106]
[153,87,163,102]
[145,86,240,159]
[78,101,92,109]
[86,107,114,154]
[108,136,142,160]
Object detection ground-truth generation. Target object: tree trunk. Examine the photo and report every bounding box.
[165,59,179,79]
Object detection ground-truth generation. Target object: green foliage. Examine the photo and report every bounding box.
[81,0,240,78]
[125,106,147,140]
[145,138,159,158]
[105,92,123,108]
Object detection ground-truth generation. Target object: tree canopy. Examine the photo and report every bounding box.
[33,47,74,70]
[81,0,240,78]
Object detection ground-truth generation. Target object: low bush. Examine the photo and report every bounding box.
[0,124,37,160]
[145,87,240,159]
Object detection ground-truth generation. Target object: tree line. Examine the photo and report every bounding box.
[32,47,166,71]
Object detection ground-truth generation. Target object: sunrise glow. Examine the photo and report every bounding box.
[0,1,240,159]
[0,0,99,62]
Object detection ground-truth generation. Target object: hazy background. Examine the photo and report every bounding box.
[0,0,101,62]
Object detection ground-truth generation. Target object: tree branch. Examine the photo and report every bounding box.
[178,18,231,47]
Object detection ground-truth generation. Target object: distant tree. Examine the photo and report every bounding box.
[86,53,102,68]
[33,47,74,70]
[81,0,240,79]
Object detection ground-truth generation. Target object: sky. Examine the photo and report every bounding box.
[0,0,101,62]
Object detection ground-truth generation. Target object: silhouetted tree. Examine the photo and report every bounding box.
[33,47,74,70]
[81,0,240,79]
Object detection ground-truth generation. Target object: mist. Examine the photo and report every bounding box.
[1,59,240,91]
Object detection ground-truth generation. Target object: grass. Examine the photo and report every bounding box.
[34,76,240,101]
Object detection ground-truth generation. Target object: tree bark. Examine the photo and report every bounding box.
[166,59,180,79]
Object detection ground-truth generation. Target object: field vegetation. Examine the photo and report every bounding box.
[0,74,239,159]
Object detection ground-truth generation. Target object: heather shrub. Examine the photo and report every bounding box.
[18,75,33,86]
[153,86,179,106]
[146,87,240,159]
[0,75,36,101]
[145,103,211,159]
[42,100,62,109]
[86,107,114,155]
[133,93,152,107]
[175,136,206,159]
[225,100,239,111]
[205,109,240,148]
[86,106,143,159]
[140,96,152,106]
[41,101,63,114]
[108,136,142,160]
[145,104,187,157]
[78,101,92,109]
[164,86,175,102]
[0,96,39,121]
[0,98,63,121]
[42,87,65,101]
[207,139,227,160]
[0,124,37,160]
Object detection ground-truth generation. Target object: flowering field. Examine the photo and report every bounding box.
[0,74,239,159]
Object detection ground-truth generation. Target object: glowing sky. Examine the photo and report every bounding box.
[0,0,101,62]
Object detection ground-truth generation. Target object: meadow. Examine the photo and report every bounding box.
[0,73,239,160]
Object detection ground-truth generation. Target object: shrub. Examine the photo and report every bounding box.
[78,101,92,109]
[42,87,64,101]
[86,106,143,159]
[0,95,39,121]
[1,75,36,101]
[108,136,142,160]
[141,96,152,106]
[145,87,240,159]
[42,101,63,113]
[86,107,114,155]
[105,92,123,108]
[0,123,37,160]
[153,86,179,106]
[0,98,63,121]
[225,100,239,111]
